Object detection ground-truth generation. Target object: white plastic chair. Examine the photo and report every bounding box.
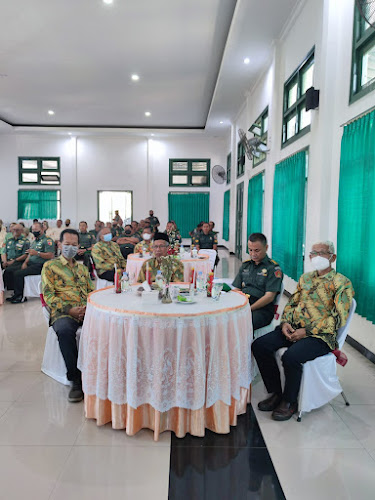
[275,298,357,422]
[198,249,217,270]
[90,256,112,290]
[254,282,285,340]
[24,274,42,298]
[39,282,81,386]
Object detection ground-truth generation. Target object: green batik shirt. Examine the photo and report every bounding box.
[134,240,153,254]
[91,240,127,274]
[29,235,55,264]
[137,257,184,283]
[41,255,95,325]
[79,232,96,250]
[5,236,30,259]
[193,232,218,249]
[281,270,354,350]
[165,230,182,247]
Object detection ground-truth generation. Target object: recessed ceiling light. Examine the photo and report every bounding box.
[131,74,140,81]
[68,132,72,135]
[244,57,250,64]
[151,133,154,136]
[103,0,113,4]
[220,121,223,124]
[145,111,151,117]
[48,110,55,115]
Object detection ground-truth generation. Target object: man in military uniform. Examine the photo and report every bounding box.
[91,227,127,282]
[138,233,183,283]
[42,228,94,403]
[11,222,54,303]
[89,220,103,239]
[111,219,124,241]
[209,221,218,236]
[117,224,140,258]
[2,224,30,292]
[193,222,218,251]
[76,221,96,272]
[147,210,160,233]
[232,233,283,331]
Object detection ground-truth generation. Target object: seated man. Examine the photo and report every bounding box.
[2,224,30,293]
[91,227,126,282]
[164,221,182,249]
[89,220,104,239]
[138,233,184,282]
[233,233,283,330]
[117,224,140,258]
[42,229,94,402]
[252,241,354,421]
[11,222,54,303]
[193,222,218,251]
[111,218,124,241]
[77,221,96,271]
[134,227,153,254]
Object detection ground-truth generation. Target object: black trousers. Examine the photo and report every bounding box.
[53,317,81,382]
[3,261,23,290]
[252,308,274,331]
[76,251,92,271]
[13,263,43,297]
[252,326,331,403]
[98,270,115,282]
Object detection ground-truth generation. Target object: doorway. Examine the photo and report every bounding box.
[98,191,133,225]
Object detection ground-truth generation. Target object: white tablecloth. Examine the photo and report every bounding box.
[126,253,212,283]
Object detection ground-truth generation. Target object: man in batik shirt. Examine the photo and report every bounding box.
[42,229,94,403]
[91,227,127,281]
[138,233,183,283]
[134,227,153,254]
[252,241,354,421]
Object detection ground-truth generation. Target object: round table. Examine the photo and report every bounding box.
[78,286,253,440]
[126,252,212,283]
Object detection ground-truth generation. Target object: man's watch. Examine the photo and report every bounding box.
[37,251,40,256]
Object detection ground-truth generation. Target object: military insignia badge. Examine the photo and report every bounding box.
[262,268,268,276]
[275,270,282,278]
[47,240,53,246]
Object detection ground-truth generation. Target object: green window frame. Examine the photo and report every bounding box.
[249,107,268,168]
[223,189,230,241]
[282,48,314,148]
[169,159,210,187]
[350,4,375,103]
[237,141,245,178]
[18,189,61,220]
[226,152,231,184]
[18,157,61,185]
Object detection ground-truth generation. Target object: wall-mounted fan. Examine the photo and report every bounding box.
[238,129,269,161]
[356,0,375,29]
[212,164,226,184]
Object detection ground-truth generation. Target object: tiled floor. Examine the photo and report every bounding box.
[0,250,375,499]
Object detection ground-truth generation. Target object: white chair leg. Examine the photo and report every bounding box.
[341,391,350,406]
[297,410,302,422]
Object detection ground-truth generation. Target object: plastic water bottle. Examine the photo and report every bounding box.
[179,244,184,255]
[155,270,165,290]
[121,271,130,292]
[196,271,205,293]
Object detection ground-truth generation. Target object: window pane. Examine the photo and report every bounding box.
[288,82,298,108]
[363,5,375,31]
[301,63,314,94]
[286,115,297,140]
[300,108,312,130]
[172,175,188,184]
[361,44,375,86]
[172,161,188,171]
[42,160,58,170]
[191,175,207,185]
[22,172,38,183]
[191,161,208,172]
[262,115,268,133]
[21,160,38,169]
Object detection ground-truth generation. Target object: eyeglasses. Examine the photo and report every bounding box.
[309,251,333,257]
[153,244,168,249]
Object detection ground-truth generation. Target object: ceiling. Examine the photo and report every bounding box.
[0,0,300,134]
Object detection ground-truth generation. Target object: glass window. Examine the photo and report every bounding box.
[250,107,269,168]
[288,82,298,107]
[301,63,314,94]
[287,114,297,140]
[191,161,208,171]
[361,44,375,86]
[22,172,38,183]
[191,175,207,185]
[169,159,210,187]
[226,153,231,184]
[22,160,38,169]
[300,108,312,130]
[19,157,60,185]
[172,175,188,185]
[171,161,188,171]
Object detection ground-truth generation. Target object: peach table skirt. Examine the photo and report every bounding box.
[85,387,251,441]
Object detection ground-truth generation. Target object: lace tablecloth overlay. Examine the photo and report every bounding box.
[126,253,212,282]
[78,286,253,439]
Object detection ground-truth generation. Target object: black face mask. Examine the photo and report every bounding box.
[32,231,41,238]
[124,229,132,235]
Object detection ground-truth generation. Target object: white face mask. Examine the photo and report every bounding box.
[311,255,331,272]
[143,233,151,241]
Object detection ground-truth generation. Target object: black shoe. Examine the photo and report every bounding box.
[10,296,27,304]
[272,400,298,421]
[258,393,282,412]
[6,295,16,302]
[68,382,84,403]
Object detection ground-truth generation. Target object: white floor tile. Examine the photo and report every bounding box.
[0,371,41,402]
[334,404,375,453]
[50,445,170,500]
[268,447,375,500]
[0,401,13,419]
[0,446,72,500]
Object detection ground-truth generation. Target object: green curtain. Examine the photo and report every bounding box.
[247,173,263,246]
[272,151,306,280]
[168,192,209,238]
[223,190,230,241]
[18,190,59,219]
[337,109,375,323]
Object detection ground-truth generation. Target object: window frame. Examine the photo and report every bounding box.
[226,152,231,184]
[249,106,268,168]
[237,141,245,178]
[169,158,210,187]
[281,48,315,149]
[18,157,61,186]
[350,4,375,103]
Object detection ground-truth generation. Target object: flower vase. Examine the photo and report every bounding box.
[161,283,172,304]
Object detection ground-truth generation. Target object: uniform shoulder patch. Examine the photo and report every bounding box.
[270,259,279,265]
[47,239,54,246]
[274,270,282,278]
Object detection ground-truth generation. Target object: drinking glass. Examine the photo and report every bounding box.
[211,283,223,301]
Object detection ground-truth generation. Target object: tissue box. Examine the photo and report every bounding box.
[142,291,159,305]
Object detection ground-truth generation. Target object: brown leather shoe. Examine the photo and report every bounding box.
[258,393,282,412]
[272,400,298,421]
